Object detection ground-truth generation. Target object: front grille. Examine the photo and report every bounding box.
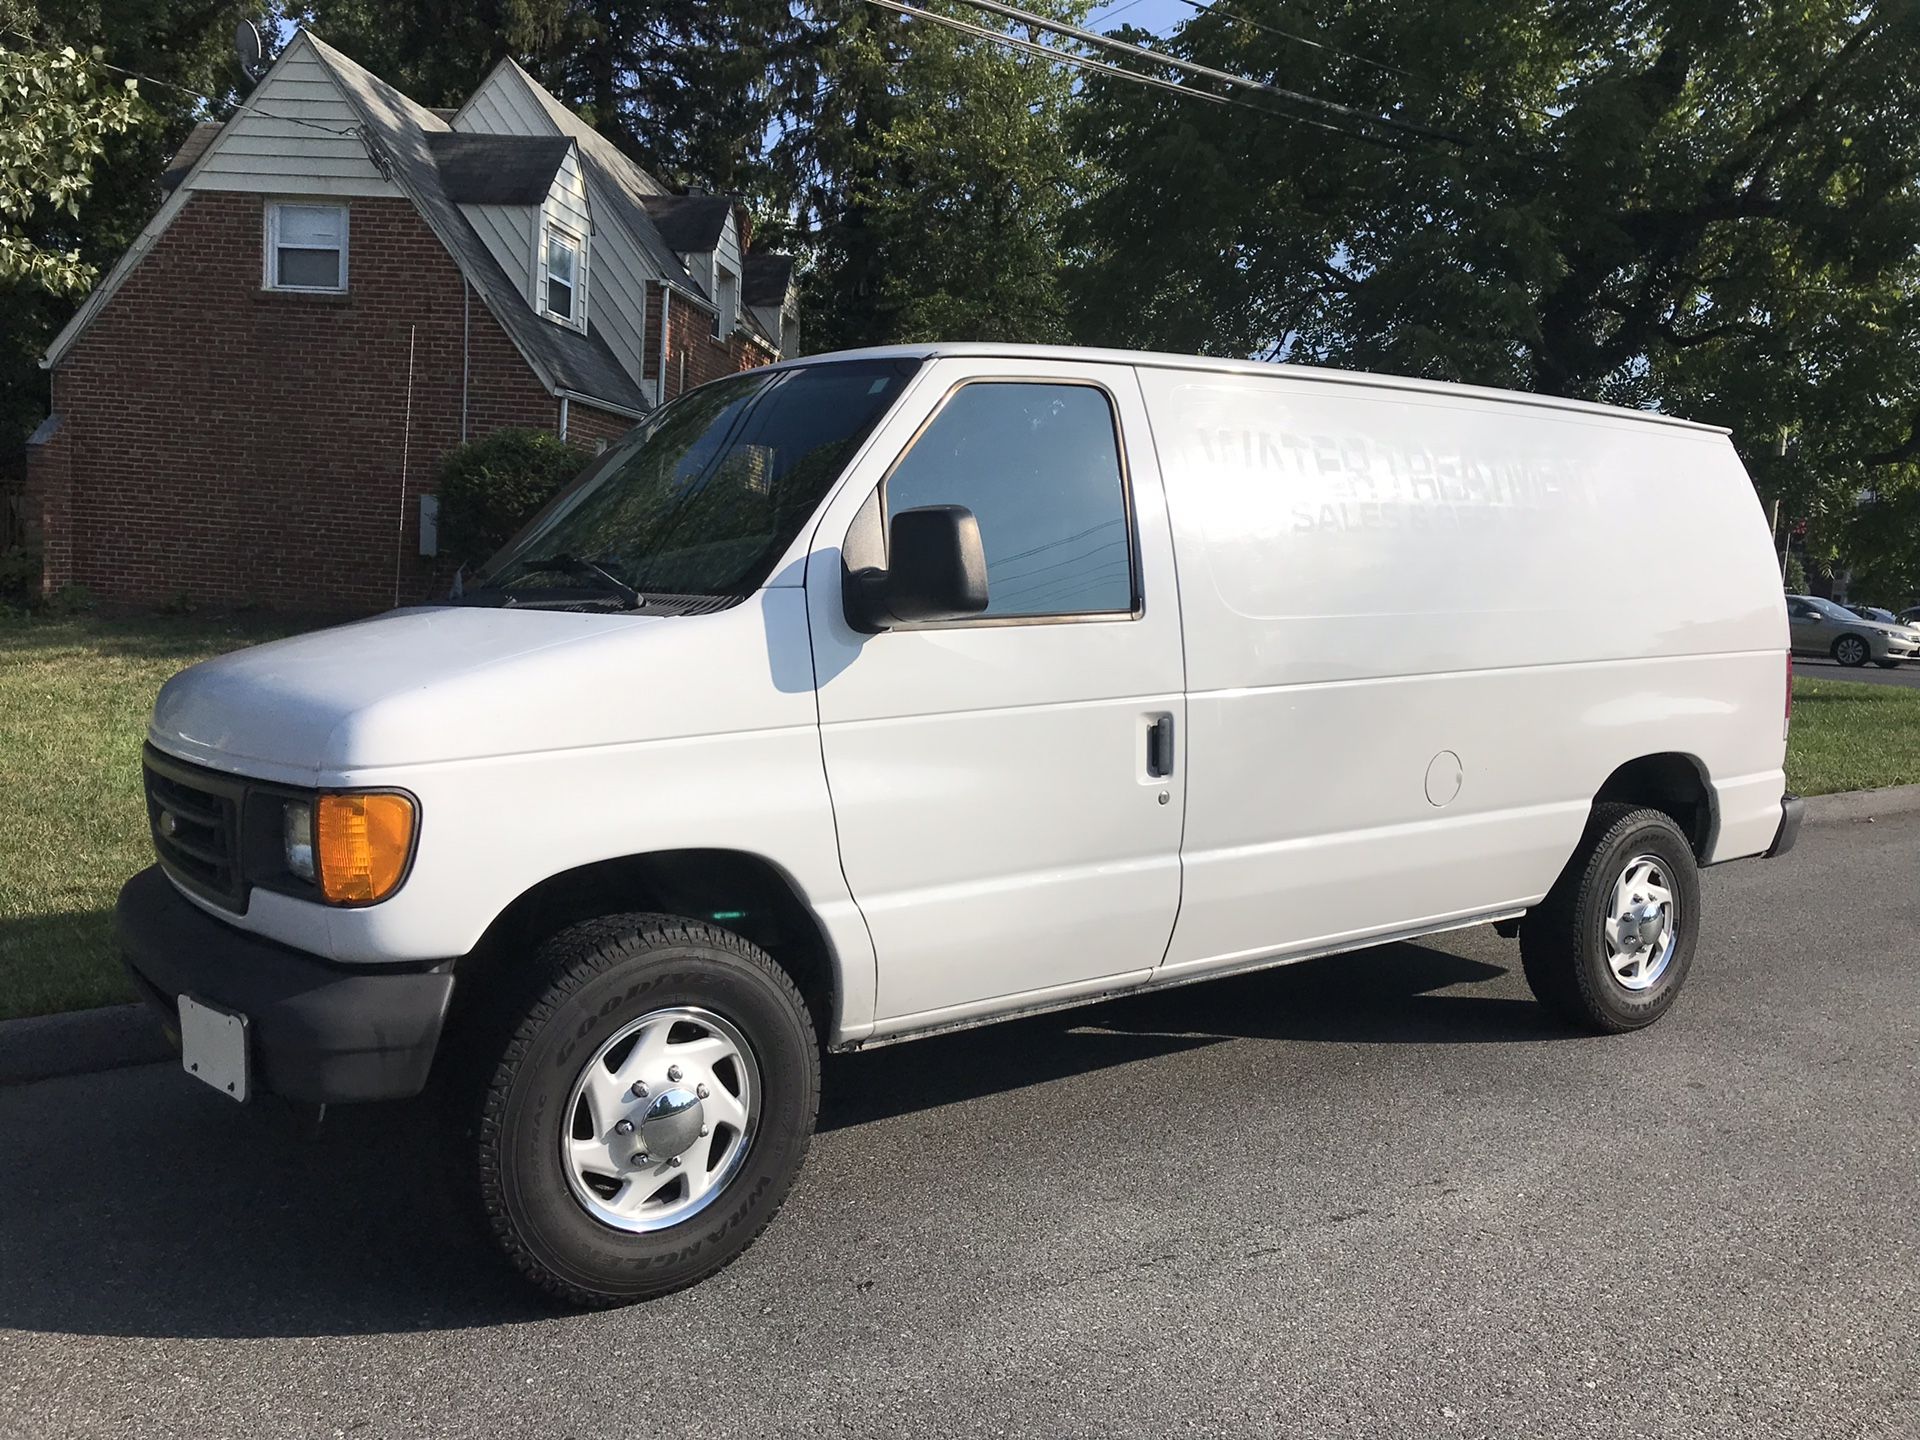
[143,749,245,910]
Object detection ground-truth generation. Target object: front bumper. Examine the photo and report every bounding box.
[116,865,454,1103]
[1766,793,1805,859]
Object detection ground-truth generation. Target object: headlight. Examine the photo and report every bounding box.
[315,793,418,905]
[283,800,315,882]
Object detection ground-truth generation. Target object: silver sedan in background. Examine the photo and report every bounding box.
[1788,594,1919,668]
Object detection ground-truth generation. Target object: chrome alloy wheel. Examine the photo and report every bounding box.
[1602,854,1679,991]
[560,1006,760,1233]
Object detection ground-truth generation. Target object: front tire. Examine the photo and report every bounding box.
[1833,634,1870,667]
[472,915,819,1306]
[1875,659,1900,669]
[1520,804,1700,1033]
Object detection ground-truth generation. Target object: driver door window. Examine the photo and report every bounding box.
[883,382,1136,620]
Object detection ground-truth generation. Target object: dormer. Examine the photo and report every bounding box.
[640,193,744,338]
[743,253,799,358]
[429,132,591,333]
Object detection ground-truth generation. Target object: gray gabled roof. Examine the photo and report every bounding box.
[160,123,223,192]
[639,193,735,254]
[427,132,571,204]
[306,35,646,414]
[500,62,710,301]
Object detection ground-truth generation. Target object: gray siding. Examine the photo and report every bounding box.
[194,42,393,197]
[461,203,535,295]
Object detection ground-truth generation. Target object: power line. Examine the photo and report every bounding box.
[941,0,1471,147]
[863,0,1415,152]
[1172,0,1413,79]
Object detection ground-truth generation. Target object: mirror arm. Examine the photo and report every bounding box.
[842,564,894,634]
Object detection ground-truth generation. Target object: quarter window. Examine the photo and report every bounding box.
[265,202,347,292]
[884,382,1134,619]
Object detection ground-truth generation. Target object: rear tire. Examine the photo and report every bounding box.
[1520,804,1700,1033]
[1833,634,1870,667]
[467,914,819,1307]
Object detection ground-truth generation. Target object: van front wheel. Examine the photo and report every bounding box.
[472,915,819,1306]
[1519,805,1700,1033]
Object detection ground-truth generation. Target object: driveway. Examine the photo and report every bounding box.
[2,809,1916,1439]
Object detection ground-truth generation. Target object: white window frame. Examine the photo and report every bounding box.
[713,264,738,341]
[263,201,349,294]
[540,220,587,332]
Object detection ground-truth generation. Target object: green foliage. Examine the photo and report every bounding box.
[0,40,139,294]
[0,542,37,600]
[434,427,588,567]
[1071,2,1920,577]
[777,2,1084,352]
[1782,551,1807,595]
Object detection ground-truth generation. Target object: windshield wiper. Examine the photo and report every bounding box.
[505,552,642,609]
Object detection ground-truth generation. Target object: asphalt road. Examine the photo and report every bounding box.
[4,811,1917,1440]
[1795,654,1920,689]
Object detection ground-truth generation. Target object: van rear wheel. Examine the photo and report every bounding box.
[469,914,819,1306]
[1519,804,1700,1033]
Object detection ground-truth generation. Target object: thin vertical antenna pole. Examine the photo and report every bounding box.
[395,324,416,609]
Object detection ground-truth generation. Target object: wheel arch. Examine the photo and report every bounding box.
[454,848,842,1046]
[1591,752,1716,862]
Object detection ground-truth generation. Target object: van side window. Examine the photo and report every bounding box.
[884,382,1135,619]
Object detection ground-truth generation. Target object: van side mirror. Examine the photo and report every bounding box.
[845,505,989,632]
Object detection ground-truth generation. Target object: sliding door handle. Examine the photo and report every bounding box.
[1146,713,1175,778]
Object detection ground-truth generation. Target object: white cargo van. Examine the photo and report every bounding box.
[119,345,1801,1305]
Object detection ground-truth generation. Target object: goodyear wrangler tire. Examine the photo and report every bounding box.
[475,914,819,1306]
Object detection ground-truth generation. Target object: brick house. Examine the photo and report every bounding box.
[26,31,800,612]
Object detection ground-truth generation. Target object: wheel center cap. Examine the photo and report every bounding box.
[636,1087,704,1161]
[1627,902,1665,948]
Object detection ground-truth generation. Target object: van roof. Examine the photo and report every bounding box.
[772,343,1731,437]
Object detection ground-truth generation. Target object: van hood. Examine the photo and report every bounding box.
[151,607,669,777]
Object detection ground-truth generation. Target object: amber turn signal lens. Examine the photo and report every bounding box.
[315,793,416,904]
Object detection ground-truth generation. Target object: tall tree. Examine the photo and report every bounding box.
[0,0,274,454]
[1071,1,1920,578]
[773,0,1085,351]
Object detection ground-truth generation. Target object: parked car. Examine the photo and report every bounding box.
[118,344,1801,1306]
[1787,593,1918,668]
[1847,604,1899,624]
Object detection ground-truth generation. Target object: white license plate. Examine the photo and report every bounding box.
[178,994,250,1102]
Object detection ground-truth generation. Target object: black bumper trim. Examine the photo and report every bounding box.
[115,865,454,1104]
[1767,793,1805,859]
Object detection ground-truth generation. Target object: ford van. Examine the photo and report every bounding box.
[118,344,1803,1305]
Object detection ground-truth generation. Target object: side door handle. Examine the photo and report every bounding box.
[1146,713,1175,779]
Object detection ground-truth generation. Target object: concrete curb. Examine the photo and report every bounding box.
[5,783,1918,1088]
[1800,783,1920,826]
[0,1002,174,1087]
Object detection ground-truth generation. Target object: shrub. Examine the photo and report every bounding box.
[434,428,590,569]
[0,545,39,603]
[43,583,94,614]
[1782,552,1807,594]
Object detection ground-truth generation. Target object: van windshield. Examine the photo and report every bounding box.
[475,358,920,604]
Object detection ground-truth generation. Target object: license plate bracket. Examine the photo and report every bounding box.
[178,994,250,1103]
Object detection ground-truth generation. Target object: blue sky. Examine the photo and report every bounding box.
[1083,0,1193,38]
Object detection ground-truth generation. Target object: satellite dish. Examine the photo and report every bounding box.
[234,20,265,82]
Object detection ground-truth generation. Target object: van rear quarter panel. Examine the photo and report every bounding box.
[1136,366,1786,975]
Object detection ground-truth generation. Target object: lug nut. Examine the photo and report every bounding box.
[667,1065,683,1082]
[696,1083,710,1099]
[668,1156,682,1169]
[699,1125,710,1137]
[632,1151,650,1165]
[630,1081,649,1099]
[614,1119,635,1135]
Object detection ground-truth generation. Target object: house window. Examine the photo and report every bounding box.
[265,202,348,292]
[714,266,737,340]
[542,224,584,328]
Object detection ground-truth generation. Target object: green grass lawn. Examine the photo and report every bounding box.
[0,613,303,1021]
[3,613,1918,1022]
[1786,676,1920,796]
